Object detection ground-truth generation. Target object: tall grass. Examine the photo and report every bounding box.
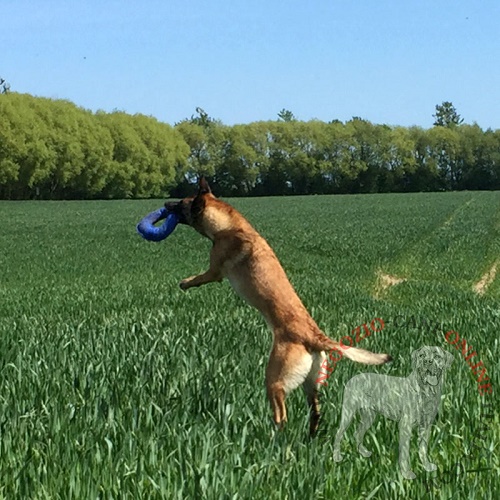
[0,193,498,498]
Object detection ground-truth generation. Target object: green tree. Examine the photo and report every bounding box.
[0,94,56,198]
[428,125,461,189]
[458,124,499,190]
[277,109,296,122]
[285,120,330,194]
[214,125,261,195]
[0,93,189,199]
[433,101,464,127]
[98,112,187,198]
[0,77,10,94]
[406,127,440,192]
[385,127,417,191]
[345,118,386,193]
[319,120,366,194]
[2,92,499,199]
[189,107,214,128]
[0,95,22,197]
[251,121,291,195]
[174,108,225,193]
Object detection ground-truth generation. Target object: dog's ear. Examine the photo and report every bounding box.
[411,348,423,369]
[435,346,454,369]
[198,176,212,195]
[444,350,454,369]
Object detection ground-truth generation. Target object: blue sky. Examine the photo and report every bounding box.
[2,0,499,128]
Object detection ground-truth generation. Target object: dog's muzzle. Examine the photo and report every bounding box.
[164,200,188,224]
[421,363,441,386]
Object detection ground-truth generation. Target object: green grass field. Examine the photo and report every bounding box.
[0,192,499,499]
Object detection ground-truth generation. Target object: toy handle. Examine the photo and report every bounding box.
[136,207,178,242]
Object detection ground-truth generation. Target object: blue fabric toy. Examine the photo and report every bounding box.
[136,207,179,242]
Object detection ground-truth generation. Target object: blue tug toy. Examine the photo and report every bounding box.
[136,207,179,242]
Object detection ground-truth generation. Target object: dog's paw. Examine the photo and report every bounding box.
[333,451,344,463]
[423,462,437,472]
[401,469,416,480]
[358,445,372,458]
[179,279,191,291]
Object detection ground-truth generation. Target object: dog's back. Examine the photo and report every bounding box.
[343,373,415,421]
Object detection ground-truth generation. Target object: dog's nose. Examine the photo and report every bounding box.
[165,201,181,211]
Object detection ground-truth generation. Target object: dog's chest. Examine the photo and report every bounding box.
[226,271,260,308]
[418,387,440,425]
[375,386,418,421]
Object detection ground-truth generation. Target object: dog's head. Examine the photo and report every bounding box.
[164,177,212,226]
[411,346,454,387]
[164,177,232,239]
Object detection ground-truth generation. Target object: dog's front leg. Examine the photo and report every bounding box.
[418,425,437,472]
[180,243,224,290]
[398,416,416,479]
[179,268,222,290]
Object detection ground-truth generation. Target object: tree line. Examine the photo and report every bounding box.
[1,93,499,200]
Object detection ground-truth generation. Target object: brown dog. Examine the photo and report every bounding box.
[165,178,391,435]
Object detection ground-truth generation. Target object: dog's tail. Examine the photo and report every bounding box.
[310,331,392,365]
[341,345,392,365]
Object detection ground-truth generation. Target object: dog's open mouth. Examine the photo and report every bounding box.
[422,367,441,386]
[165,200,188,225]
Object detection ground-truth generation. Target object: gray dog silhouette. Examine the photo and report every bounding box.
[333,346,454,479]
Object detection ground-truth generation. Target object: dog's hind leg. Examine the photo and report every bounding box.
[267,384,287,429]
[302,352,326,437]
[356,409,376,457]
[333,398,358,462]
[266,344,312,429]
